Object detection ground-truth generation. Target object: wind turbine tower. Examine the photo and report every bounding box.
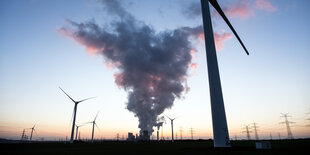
[29,124,36,141]
[75,124,85,140]
[200,0,249,147]
[164,114,178,142]
[280,113,294,139]
[86,112,99,143]
[59,87,95,143]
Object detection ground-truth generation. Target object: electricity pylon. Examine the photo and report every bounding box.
[252,122,259,140]
[280,113,294,139]
[190,127,195,140]
[179,126,183,140]
[242,125,252,140]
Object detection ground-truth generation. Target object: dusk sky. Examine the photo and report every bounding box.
[1,0,309,141]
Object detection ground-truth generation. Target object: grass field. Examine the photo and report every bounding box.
[1,139,309,155]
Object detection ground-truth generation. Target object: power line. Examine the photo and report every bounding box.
[280,113,294,139]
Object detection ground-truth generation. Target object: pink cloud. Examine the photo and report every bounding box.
[56,27,103,56]
[197,30,232,51]
[214,30,232,51]
[224,0,253,19]
[255,0,277,12]
[190,63,198,69]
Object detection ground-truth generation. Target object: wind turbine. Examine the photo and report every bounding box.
[59,87,95,143]
[164,114,178,143]
[75,124,85,140]
[200,0,249,147]
[28,124,36,142]
[85,112,100,143]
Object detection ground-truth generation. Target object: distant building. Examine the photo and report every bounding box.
[127,131,150,141]
[127,132,135,141]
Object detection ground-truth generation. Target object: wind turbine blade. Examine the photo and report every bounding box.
[163,113,172,120]
[70,108,75,125]
[95,123,101,131]
[59,87,76,103]
[77,97,96,103]
[94,112,99,121]
[172,116,181,120]
[83,121,93,125]
[208,0,249,55]
[79,124,86,127]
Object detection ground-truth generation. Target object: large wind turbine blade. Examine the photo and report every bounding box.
[208,0,249,55]
[95,123,101,131]
[59,87,76,103]
[163,113,172,120]
[70,108,75,124]
[77,96,96,103]
[94,112,99,121]
[83,121,93,125]
[172,116,181,120]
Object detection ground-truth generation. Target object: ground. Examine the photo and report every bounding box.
[1,139,309,154]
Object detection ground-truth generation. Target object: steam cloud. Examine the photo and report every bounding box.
[58,0,202,135]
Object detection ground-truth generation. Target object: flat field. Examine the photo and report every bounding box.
[1,139,309,155]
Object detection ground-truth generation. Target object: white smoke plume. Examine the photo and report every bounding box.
[58,0,202,135]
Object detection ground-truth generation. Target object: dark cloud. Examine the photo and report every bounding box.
[59,0,202,135]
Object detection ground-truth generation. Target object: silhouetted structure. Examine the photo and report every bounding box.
[190,127,195,140]
[200,0,249,147]
[75,124,84,140]
[127,132,135,141]
[59,87,95,143]
[164,114,178,142]
[242,125,252,140]
[21,129,26,141]
[252,122,259,140]
[280,113,294,139]
[28,124,36,141]
[85,112,99,143]
[155,116,165,141]
[179,126,183,140]
[116,133,119,141]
